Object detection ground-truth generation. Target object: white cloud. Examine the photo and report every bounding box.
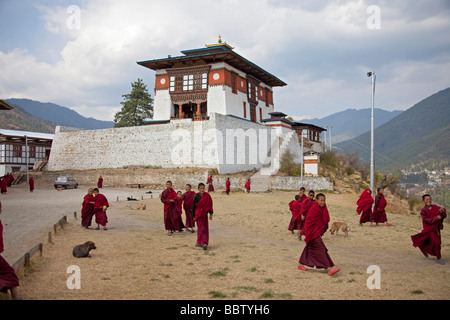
[0,0,449,122]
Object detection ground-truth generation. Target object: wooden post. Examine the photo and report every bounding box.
[74,211,77,219]
[48,232,52,244]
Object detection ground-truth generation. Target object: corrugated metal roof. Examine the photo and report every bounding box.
[0,129,54,140]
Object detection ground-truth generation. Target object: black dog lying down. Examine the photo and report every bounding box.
[72,241,97,258]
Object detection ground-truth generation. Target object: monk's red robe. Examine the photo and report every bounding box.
[182,191,196,228]
[225,179,231,195]
[0,217,20,293]
[207,177,214,192]
[0,178,7,194]
[97,177,103,188]
[300,201,334,269]
[29,178,34,192]
[245,181,251,191]
[161,188,181,231]
[93,193,109,226]
[288,200,302,232]
[411,205,447,260]
[357,188,374,224]
[6,174,14,187]
[299,198,314,236]
[372,193,387,223]
[193,192,213,246]
[81,194,95,227]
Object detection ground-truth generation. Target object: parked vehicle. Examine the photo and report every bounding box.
[54,176,78,189]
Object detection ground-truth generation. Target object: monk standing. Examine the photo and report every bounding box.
[207,175,215,192]
[225,178,231,195]
[176,191,185,231]
[93,188,109,230]
[372,187,392,226]
[29,177,34,192]
[0,201,21,300]
[298,193,340,276]
[81,188,95,228]
[160,181,181,236]
[193,183,214,250]
[411,194,447,265]
[0,177,7,194]
[97,176,103,188]
[357,188,374,226]
[182,184,196,233]
[244,179,251,193]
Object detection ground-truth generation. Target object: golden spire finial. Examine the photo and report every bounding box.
[205,35,234,50]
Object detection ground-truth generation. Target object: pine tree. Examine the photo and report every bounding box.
[114,78,153,127]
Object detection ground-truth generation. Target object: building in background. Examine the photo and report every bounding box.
[0,129,53,176]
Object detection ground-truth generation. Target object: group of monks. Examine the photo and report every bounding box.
[287,185,448,276]
[356,187,392,227]
[161,181,213,250]
[81,187,109,230]
[355,187,447,265]
[1,174,34,194]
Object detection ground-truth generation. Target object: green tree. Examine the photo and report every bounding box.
[114,78,153,127]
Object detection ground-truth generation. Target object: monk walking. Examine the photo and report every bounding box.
[411,194,447,265]
[357,188,374,226]
[288,195,303,238]
[93,188,109,230]
[182,184,196,233]
[0,177,7,194]
[0,201,21,300]
[225,178,231,195]
[81,188,95,228]
[193,183,214,250]
[298,193,340,276]
[372,187,392,226]
[161,181,182,236]
[289,188,307,234]
[299,190,315,238]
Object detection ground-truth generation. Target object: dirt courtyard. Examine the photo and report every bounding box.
[4,185,450,300]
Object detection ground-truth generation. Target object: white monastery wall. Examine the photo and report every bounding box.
[47,113,296,174]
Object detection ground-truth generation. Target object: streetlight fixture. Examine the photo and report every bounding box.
[367,71,376,196]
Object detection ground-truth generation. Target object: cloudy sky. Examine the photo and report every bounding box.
[1,0,449,121]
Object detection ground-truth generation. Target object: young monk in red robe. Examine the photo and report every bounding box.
[289,188,307,234]
[0,177,7,194]
[182,184,196,233]
[411,194,447,265]
[6,173,14,187]
[298,193,340,276]
[29,177,34,192]
[81,188,95,228]
[93,188,109,230]
[244,179,251,193]
[97,176,103,188]
[357,188,374,226]
[372,187,392,226]
[207,175,215,192]
[193,183,213,250]
[0,201,21,300]
[160,181,182,236]
[288,195,303,238]
[299,190,315,238]
[225,178,231,195]
[176,191,185,231]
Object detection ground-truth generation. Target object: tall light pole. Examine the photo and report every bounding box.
[367,71,376,196]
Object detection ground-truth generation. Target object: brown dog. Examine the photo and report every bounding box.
[72,241,97,258]
[330,222,349,237]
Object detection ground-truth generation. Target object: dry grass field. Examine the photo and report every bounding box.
[11,187,450,300]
